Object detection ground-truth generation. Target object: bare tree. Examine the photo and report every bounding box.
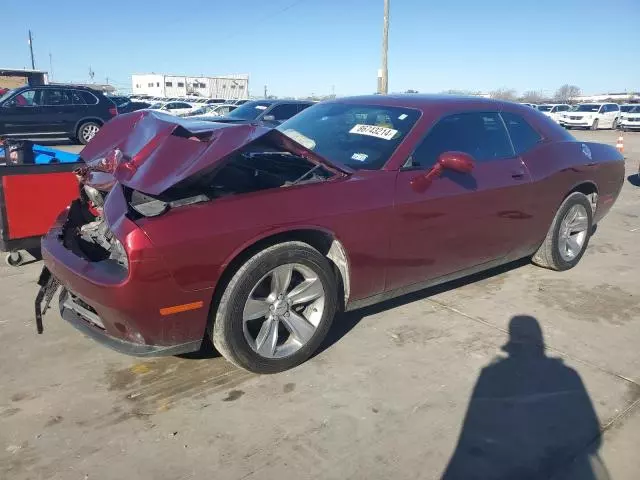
[519,90,545,103]
[489,88,517,101]
[554,84,581,102]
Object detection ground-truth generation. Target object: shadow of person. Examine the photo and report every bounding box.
[442,315,610,480]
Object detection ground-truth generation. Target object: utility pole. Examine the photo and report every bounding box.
[264,85,268,99]
[379,0,389,94]
[28,30,35,69]
[49,52,53,80]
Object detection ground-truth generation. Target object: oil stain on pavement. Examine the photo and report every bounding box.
[103,356,254,420]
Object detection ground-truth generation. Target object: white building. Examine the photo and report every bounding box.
[131,73,249,100]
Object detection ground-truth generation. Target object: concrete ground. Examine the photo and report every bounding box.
[1,130,639,480]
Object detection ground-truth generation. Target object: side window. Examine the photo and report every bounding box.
[610,104,619,112]
[175,102,191,109]
[298,103,312,113]
[42,89,72,106]
[268,103,300,121]
[597,105,605,114]
[80,91,98,105]
[10,89,37,107]
[501,112,542,155]
[409,112,514,168]
[164,102,177,110]
[558,105,569,112]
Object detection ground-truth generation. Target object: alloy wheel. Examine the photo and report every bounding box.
[242,263,326,359]
[82,124,100,142]
[558,204,589,261]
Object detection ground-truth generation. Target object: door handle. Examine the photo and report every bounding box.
[511,168,526,179]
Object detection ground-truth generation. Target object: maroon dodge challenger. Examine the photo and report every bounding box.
[36,95,624,373]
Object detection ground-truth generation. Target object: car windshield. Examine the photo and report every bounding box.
[537,105,553,112]
[277,102,421,170]
[621,105,636,112]
[226,101,272,120]
[576,104,601,112]
[629,106,640,113]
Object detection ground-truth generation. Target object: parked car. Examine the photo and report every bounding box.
[560,103,620,130]
[204,99,313,126]
[182,104,237,118]
[520,103,538,109]
[149,101,199,116]
[536,104,571,123]
[619,104,640,131]
[120,101,151,114]
[0,85,118,144]
[36,95,624,373]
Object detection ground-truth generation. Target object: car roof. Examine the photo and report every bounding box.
[14,84,102,93]
[247,99,313,105]
[323,94,521,111]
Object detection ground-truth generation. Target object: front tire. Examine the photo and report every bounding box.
[612,118,618,130]
[77,121,101,145]
[591,119,599,130]
[212,242,338,373]
[532,192,593,271]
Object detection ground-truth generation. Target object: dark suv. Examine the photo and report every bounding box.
[0,85,118,144]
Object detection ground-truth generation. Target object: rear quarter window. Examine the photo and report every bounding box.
[501,112,542,155]
[72,90,99,105]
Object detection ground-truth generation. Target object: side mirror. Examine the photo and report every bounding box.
[438,151,475,174]
[262,114,276,122]
[410,151,475,192]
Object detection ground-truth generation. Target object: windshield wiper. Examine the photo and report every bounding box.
[289,164,323,186]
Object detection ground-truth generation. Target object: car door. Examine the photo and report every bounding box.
[387,111,533,291]
[608,104,620,127]
[40,88,77,134]
[0,89,48,135]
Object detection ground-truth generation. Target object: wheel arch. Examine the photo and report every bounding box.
[567,181,598,214]
[209,228,351,330]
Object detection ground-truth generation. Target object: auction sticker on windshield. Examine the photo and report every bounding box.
[349,124,398,140]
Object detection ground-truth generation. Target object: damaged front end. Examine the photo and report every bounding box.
[74,110,349,221]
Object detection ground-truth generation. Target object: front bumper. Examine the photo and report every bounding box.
[620,121,640,130]
[41,200,211,356]
[562,120,591,127]
[59,289,201,356]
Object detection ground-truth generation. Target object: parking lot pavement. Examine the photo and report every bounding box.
[1,131,639,480]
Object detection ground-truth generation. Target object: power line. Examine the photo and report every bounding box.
[217,0,311,42]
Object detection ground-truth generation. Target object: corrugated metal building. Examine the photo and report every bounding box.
[131,73,249,100]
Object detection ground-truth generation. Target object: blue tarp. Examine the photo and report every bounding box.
[1,143,80,165]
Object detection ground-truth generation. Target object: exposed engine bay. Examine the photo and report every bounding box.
[60,195,128,268]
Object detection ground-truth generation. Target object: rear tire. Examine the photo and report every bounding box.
[77,121,101,145]
[212,242,338,373]
[591,119,599,130]
[532,192,593,271]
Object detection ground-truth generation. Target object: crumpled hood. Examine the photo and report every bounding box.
[79,110,348,195]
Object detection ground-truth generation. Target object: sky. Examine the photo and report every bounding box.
[2,0,639,98]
